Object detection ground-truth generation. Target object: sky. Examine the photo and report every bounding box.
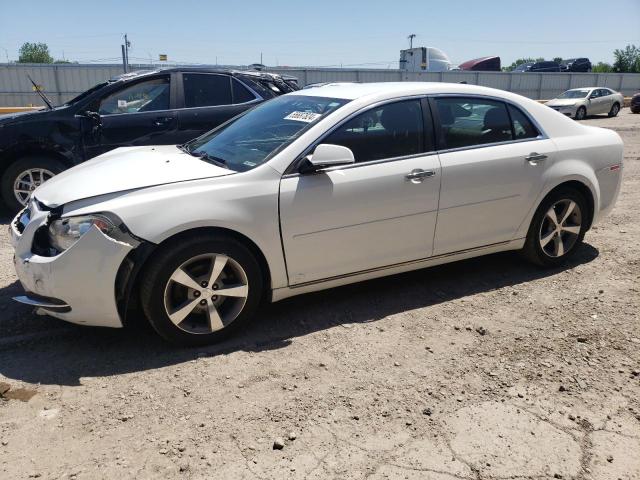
[1,0,639,68]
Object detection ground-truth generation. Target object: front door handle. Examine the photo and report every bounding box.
[153,116,174,127]
[405,169,436,183]
[525,152,548,164]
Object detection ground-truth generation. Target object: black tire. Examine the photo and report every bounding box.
[631,107,640,114]
[522,188,589,267]
[1,155,66,212]
[575,106,587,120]
[139,233,264,346]
[607,103,620,117]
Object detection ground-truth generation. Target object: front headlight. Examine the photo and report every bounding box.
[48,215,117,252]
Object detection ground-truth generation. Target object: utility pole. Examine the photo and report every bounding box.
[121,44,127,73]
[408,34,416,49]
[124,33,131,71]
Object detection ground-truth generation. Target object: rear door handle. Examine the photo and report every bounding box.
[405,169,436,182]
[525,152,548,164]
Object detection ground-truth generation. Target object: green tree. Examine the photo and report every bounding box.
[553,57,563,64]
[592,62,614,73]
[613,44,640,73]
[18,42,53,63]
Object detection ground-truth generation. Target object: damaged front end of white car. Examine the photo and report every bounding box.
[10,198,140,328]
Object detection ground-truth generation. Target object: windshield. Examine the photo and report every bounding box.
[64,82,109,106]
[557,89,589,99]
[186,95,349,172]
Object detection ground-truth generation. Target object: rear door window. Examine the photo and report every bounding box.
[231,79,257,104]
[434,97,513,149]
[183,73,232,108]
[99,77,170,115]
[508,105,539,140]
[322,99,426,163]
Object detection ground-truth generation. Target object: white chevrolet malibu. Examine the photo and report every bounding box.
[10,83,623,346]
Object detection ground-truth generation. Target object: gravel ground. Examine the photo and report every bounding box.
[0,110,638,480]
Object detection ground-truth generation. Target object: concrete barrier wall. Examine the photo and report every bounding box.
[1,63,639,107]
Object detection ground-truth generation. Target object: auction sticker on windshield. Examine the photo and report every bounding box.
[284,111,322,123]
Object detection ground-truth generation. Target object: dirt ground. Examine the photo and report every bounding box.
[0,110,638,480]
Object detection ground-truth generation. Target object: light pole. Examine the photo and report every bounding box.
[0,47,9,63]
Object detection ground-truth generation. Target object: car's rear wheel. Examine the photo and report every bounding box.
[608,103,620,117]
[140,234,264,346]
[1,156,65,211]
[575,106,587,120]
[522,188,588,267]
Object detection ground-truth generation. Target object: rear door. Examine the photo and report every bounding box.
[174,73,261,144]
[84,74,178,158]
[431,96,556,255]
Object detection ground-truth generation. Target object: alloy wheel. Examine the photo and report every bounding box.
[163,253,249,334]
[539,199,582,258]
[575,107,586,120]
[13,168,55,206]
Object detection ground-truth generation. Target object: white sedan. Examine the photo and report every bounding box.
[10,83,623,346]
[546,87,624,120]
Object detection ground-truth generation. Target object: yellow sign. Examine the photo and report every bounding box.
[159,54,167,61]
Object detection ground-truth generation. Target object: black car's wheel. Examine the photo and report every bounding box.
[140,234,264,346]
[608,103,620,117]
[522,188,588,267]
[575,106,587,120]
[1,156,65,211]
[631,107,640,114]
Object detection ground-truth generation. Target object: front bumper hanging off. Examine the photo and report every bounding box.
[10,202,134,328]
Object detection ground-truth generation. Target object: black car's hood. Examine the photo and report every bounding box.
[0,108,49,126]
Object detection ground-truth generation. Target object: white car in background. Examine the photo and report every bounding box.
[10,83,623,346]
[546,88,624,120]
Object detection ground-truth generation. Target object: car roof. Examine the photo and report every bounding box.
[109,67,287,82]
[291,82,523,101]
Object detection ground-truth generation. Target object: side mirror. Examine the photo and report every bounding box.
[82,110,101,122]
[299,144,355,174]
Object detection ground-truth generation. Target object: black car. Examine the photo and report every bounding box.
[513,61,561,73]
[560,58,592,72]
[631,91,640,114]
[0,68,299,210]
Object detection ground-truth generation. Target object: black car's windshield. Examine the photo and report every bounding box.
[186,95,349,172]
[558,89,589,99]
[63,82,109,106]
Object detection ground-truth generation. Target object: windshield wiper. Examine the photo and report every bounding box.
[27,74,54,110]
[190,150,229,169]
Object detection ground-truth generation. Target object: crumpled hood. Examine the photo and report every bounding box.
[34,145,233,207]
[0,108,47,126]
[546,99,580,107]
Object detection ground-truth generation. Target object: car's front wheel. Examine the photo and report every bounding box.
[575,106,587,120]
[1,156,65,211]
[522,188,588,267]
[140,234,264,346]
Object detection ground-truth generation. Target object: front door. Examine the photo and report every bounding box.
[84,75,177,159]
[279,98,441,285]
[431,96,556,255]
